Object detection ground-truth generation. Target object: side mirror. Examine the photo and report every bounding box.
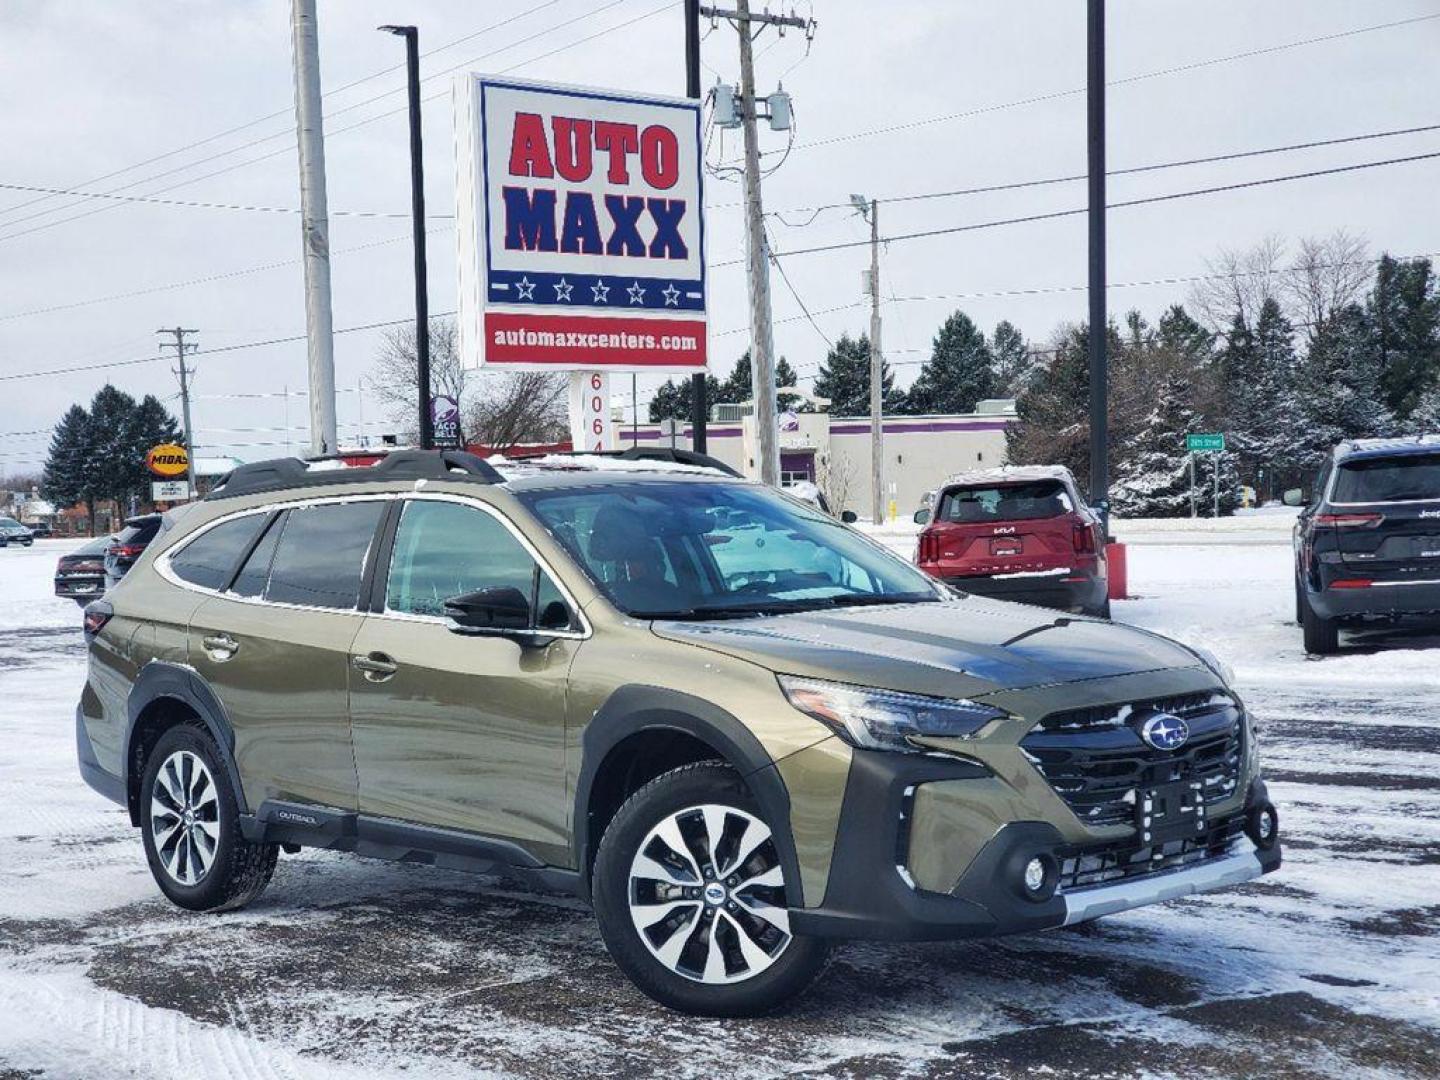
[444,586,531,632]
[912,508,931,525]
[1281,488,1305,507]
[840,509,858,524]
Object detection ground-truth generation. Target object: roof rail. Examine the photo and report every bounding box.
[512,447,743,478]
[205,449,503,501]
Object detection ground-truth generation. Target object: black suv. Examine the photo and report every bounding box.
[105,514,163,589]
[1290,436,1440,653]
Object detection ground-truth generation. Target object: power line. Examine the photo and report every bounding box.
[0,0,652,244]
[712,151,1440,267]
[758,122,1440,221]
[744,12,1440,161]
[0,180,427,219]
[0,0,568,226]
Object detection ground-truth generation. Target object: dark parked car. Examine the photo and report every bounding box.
[27,521,53,539]
[105,514,163,589]
[913,466,1110,617]
[0,516,35,547]
[55,535,112,603]
[1290,436,1440,653]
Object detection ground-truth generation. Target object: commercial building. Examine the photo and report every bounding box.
[617,399,1017,519]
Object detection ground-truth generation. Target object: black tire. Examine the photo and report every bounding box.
[140,725,277,912]
[592,761,830,1017]
[1294,577,1303,625]
[1300,588,1339,655]
[1086,599,1112,619]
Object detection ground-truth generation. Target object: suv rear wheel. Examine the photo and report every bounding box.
[592,761,829,1016]
[140,726,278,911]
[1299,588,1339,655]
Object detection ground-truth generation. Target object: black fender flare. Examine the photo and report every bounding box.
[124,661,248,824]
[572,685,800,905]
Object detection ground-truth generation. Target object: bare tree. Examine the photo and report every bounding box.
[371,317,468,442]
[1282,230,1371,341]
[465,371,569,452]
[817,452,857,517]
[1188,234,1286,335]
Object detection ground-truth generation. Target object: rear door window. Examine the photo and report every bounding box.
[936,480,1072,523]
[1332,454,1440,504]
[229,512,286,598]
[170,515,268,591]
[262,501,387,609]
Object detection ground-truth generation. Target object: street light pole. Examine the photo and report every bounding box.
[380,23,433,451]
[1087,0,1109,530]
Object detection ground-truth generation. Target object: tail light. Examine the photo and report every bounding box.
[917,531,938,564]
[82,599,114,641]
[108,543,145,558]
[1329,578,1373,589]
[1072,521,1098,554]
[1315,513,1383,529]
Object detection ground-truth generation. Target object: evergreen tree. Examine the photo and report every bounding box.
[1408,384,1440,434]
[1006,324,1096,488]
[648,373,723,422]
[1110,365,1239,517]
[1155,304,1214,366]
[1369,255,1440,419]
[1219,299,1305,496]
[906,310,995,414]
[812,333,900,415]
[41,404,99,531]
[87,385,144,512]
[1295,303,1394,468]
[991,320,1031,396]
[774,356,802,411]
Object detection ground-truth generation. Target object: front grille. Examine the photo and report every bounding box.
[1022,697,1244,828]
[1057,814,1247,891]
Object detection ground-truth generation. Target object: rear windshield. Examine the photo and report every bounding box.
[1332,454,1440,504]
[115,519,160,545]
[935,480,1073,523]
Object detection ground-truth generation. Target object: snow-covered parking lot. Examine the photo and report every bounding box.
[2,529,1438,1080]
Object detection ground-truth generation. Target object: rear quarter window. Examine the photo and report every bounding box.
[935,480,1073,523]
[1332,454,1440,504]
[169,515,269,591]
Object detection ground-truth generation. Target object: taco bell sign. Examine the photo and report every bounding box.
[455,75,707,372]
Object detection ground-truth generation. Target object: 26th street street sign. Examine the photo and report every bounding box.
[1187,433,1226,452]
[454,75,707,372]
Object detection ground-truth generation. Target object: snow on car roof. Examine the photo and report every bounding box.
[936,464,1077,490]
[1334,435,1440,460]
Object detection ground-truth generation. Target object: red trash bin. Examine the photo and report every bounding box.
[1106,541,1129,601]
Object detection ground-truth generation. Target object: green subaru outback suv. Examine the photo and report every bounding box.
[76,450,1280,1015]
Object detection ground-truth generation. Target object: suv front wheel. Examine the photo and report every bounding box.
[592,761,829,1016]
[140,725,278,912]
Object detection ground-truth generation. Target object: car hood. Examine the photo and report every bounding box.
[652,596,1204,699]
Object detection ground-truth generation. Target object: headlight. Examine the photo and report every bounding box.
[1188,645,1235,687]
[778,675,1007,752]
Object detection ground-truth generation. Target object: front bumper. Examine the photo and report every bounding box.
[789,748,1280,942]
[941,570,1108,614]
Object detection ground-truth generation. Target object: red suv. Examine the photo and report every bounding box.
[913,466,1110,617]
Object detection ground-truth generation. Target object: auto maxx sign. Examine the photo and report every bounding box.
[455,75,707,372]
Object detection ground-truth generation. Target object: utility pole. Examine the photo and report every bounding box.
[158,327,199,498]
[1087,0,1109,531]
[703,1,808,486]
[290,0,338,457]
[684,0,707,453]
[379,24,432,450]
[867,199,883,524]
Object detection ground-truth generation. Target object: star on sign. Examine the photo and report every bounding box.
[627,281,646,305]
[515,276,536,300]
[553,277,573,302]
[661,283,681,307]
[591,279,611,304]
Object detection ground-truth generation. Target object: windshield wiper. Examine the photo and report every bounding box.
[643,601,825,621]
[824,591,939,609]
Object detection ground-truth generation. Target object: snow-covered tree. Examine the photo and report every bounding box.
[1369,255,1440,420]
[1295,303,1394,468]
[991,320,1031,397]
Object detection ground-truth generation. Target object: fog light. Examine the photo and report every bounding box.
[1023,857,1046,894]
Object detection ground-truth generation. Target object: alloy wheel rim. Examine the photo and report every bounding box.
[627,803,792,984]
[150,750,220,886]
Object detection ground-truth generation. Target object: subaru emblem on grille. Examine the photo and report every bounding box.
[1140,712,1190,751]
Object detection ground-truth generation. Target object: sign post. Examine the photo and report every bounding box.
[1185,433,1225,518]
[454,74,708,453]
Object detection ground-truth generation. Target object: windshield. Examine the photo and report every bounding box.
[1333,454,1440,503]
[935,479,1073,523]
[518,481,940,618]
[0,518,21,529]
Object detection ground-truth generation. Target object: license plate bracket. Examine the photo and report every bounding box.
[1137,777,1207,846]
[990,538,1023,557]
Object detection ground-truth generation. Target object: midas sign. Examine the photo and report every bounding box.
[145,444,189,478]
[455,75,707,372]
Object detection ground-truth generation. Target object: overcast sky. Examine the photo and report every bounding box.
[1,0,1437,477]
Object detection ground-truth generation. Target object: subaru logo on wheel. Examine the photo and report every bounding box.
[1140,712,1190,751]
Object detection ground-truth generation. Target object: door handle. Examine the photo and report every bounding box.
[352,652,399,681]
[201,633,239,660]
